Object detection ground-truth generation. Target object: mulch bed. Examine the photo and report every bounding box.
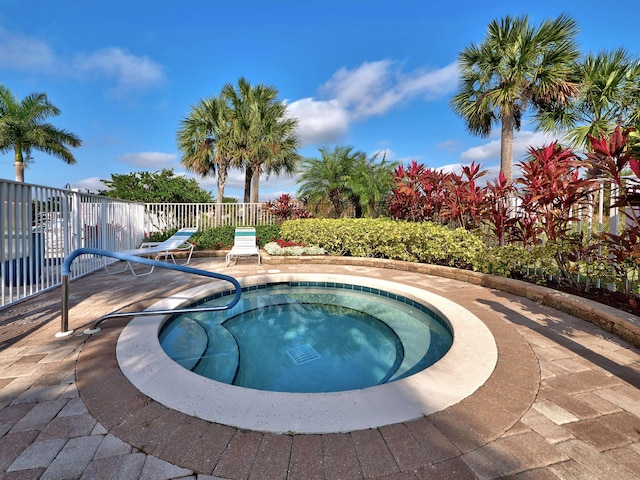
[545,281,640,316]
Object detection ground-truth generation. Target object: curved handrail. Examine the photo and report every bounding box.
[58,247,241,337]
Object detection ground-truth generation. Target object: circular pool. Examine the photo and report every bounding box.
[159,282,453,393]
[116,273,497,433]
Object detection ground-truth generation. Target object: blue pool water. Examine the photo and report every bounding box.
[159,282,453,393]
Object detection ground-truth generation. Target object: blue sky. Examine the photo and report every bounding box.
[1,0,638,201]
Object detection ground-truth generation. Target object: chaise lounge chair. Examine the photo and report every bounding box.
[226,227,261,266]
[103,227,197,276]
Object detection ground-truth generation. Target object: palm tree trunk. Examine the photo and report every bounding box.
[500,113,515,181]
[14,145,25,183]
[250,165,260,204]
[248,165,261,224]
[243,168,252,203]
[215,164,228,227]
[216,164,227,204]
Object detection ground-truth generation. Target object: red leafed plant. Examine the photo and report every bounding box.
[387,160,451,223]
[484,171,518,246]
[514,142,598,289]
[517,142,596,243]
[585,126,640,293]
[267,193,313,223]
[272,238,306,248]
[441,161,488,230]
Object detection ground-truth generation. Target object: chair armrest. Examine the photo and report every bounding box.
[140,242,160,248]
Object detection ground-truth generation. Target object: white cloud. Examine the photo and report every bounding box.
[0,27,57,72]
[286,60,459,147]
[73,47,165,96]
[116,152,176,168]
[460,138,501,162]
[321,60,459,119]
[70,177,106,193]
[286,98,349,146]
[0,27,164,96]
[438,162,466,174]
[430,162,500,186]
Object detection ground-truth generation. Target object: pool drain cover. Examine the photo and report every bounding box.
[287,344,320,365]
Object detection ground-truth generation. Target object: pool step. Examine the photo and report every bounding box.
[158,317,208,371]
[192,324,239,384]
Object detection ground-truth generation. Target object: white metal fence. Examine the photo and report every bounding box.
[0,182,284,309]
[144,202,277,232]
[1,180,145,308]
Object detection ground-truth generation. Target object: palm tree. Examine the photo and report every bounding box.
[177,95,232,204]
[222,78,300,203]
[297,146,395,218]
[346,152,398,217]
[297,146,360,217]
[450,14,580,181]
[0,85,81,182]
[537,49,640,150]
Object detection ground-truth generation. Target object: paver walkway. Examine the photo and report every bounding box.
[0,258,639,479]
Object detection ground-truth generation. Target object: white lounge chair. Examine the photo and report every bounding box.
[104,227,197,276]
[226,227,261,266]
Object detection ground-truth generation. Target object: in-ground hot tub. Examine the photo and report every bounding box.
[116,274,497,434]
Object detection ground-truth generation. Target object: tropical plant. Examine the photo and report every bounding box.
[297,146,363,218]
[266,193,312,223]
[441,162,488,229]
[279,218,486,268]
[450,14,580,181]
[538,49,640,150]
[221,78,301,203]
[585,126,640,293]
[177,95,232,204]
[346,152,397,218]
[483,171,517,246]
[386,161,449,222]
[0,85,82,182]
[514,142,598,289]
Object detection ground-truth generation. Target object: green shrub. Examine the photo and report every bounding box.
[148,224,280,250]
[190,226,236,249]
[279,218,486,268]
[143,228,177,243]
[476,244,535,278]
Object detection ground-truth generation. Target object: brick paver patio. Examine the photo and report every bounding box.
[1,257,639,479]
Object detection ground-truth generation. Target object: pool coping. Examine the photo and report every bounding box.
[116,273,498,434]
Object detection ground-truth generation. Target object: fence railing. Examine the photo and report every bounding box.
[0,182,284,309]
[144,202,278,232]
[1,179,146,308]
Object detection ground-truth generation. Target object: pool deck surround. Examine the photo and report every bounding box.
[0,255,639,479]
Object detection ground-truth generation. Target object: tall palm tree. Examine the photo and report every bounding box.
[177,95,232,204]
[537,49,640,150]
[450,14,580,181]
[0,85,81,182]
[222,78,300,203]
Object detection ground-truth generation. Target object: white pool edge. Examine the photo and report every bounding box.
[116,273,498,434]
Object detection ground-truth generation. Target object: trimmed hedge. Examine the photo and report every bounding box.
[278,218,486,269]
